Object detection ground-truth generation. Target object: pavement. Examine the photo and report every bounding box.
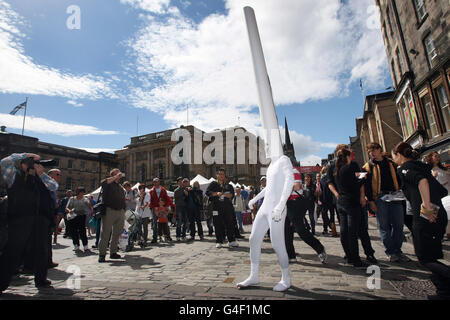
[0,217,449,301]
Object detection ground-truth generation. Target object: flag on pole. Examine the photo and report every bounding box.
[9,101,27,115]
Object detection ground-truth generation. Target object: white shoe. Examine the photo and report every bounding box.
[289,258,297,263]
[216,243,223,248]
[229,241,239,248]
[83,246,89,252]
[318,250,327,264]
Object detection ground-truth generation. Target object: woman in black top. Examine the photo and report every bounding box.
[392,142,450,299]
[334,149,368,268]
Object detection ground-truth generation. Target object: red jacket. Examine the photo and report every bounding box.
[149,186,175,210]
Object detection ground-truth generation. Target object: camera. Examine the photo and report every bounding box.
[21,157,57,170]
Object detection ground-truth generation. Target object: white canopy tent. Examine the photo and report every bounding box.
[190,174,213,194]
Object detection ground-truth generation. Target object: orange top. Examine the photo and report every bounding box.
[155,206,169,223]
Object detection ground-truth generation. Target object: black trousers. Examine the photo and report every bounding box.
[284,216,296,259]
[187,206,204,238]
[286,207,325,256]
[305,201,315,233]
[358,207,375,257]
[213,204,235,244]
[67,215,88,247]
[420,260,450,296]
[0,216,49,290]
[337,204,361,264]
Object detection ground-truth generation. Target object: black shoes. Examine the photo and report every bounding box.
[98,255,106,263]
[48,262,59,269]
[366,255,378,264]
[353,260,370,269]
[110,253,122,259]
[151,238,157,244]
[35,280,52,288]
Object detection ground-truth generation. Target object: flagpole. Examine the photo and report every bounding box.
[22,97,28,136]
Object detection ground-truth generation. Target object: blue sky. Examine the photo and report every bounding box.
[0,0,392,164]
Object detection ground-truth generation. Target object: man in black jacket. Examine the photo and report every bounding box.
[206,168,238,248]
[0,153,58,292]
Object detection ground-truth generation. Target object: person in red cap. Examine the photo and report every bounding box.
[285,169,327,264]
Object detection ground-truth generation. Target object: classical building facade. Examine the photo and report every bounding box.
[0,131,118,197]
[115,125,267,189]
[357,91,404,163]
[376,0,450,161]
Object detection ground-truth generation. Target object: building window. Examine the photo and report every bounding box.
[391,59,398,87]
[435,85,450,132]
[158,161,164,179]
[68,159,73,169]
[395,48,402,78]
[80,161,86,171]
[424,35,437,68]
[227,165,234,178]
[422,95,439,138]
[401,100,413,137]
[413,0,427,21]
[154,148,165,159]
[66,177,72,190]
[386,7,395,36]
[141,164,147,182]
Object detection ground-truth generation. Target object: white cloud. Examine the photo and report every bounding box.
[0,0,117,100]
[75,147,118,154]
[122,0,389,158]
[120,0,171,14]
[300,155,323,166]
[67,100,84,107]
[0,113,119,137]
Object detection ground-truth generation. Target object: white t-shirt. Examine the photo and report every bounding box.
[155,187,161,198]
[135,193,151,218]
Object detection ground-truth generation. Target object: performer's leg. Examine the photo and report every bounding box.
[269,214,291,292]
[237,211,269,288]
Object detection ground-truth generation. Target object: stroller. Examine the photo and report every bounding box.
[125,210,146,252]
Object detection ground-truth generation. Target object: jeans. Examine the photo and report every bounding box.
[151,209,159,240]
[140,217,150,242]
[235,211,244,232]
[375,198,404,256]
[176,206,188,238]
[337,203,362,264]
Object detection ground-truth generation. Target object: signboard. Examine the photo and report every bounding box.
[295,166,322,174]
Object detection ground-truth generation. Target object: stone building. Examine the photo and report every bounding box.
[376,0,450,161]
[357,91,404,163]
[115,125,267,189]
[0,131,118,197]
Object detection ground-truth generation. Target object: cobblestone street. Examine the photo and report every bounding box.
[1,217,449,300]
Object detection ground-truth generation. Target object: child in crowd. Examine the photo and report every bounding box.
[155,198,172,242]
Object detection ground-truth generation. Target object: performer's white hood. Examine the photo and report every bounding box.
[244,6,284,161]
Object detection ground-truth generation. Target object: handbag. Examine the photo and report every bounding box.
[88,216,98,229]
[93,188,106,219]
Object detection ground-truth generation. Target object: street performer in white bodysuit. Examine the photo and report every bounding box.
[237,7,294,292]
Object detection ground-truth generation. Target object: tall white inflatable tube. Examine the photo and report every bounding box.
[238,6,294,292]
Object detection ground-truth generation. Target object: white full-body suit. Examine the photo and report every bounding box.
[237,7,295,292]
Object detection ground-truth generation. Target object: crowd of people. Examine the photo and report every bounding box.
[0,140,449,299]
